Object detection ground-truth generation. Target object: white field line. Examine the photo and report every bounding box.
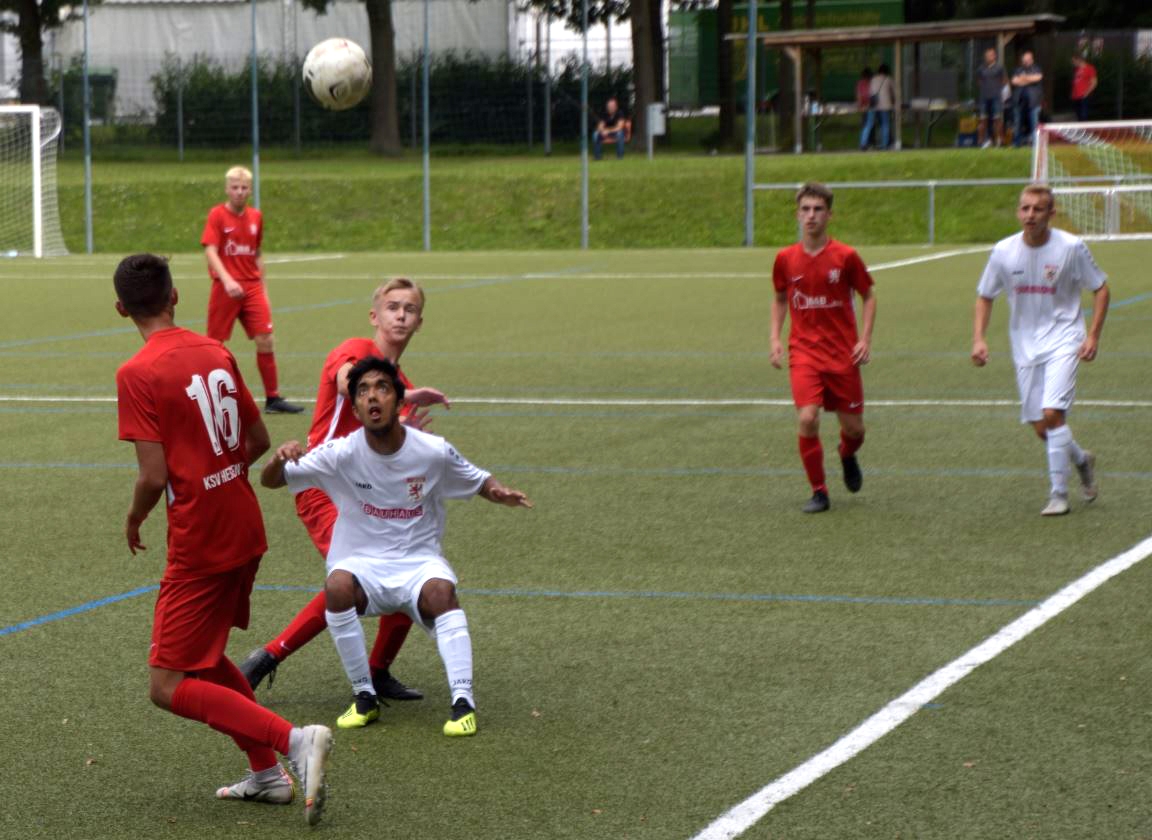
[263,254,345,264]
[691,533,1152,840]
[1,395,1150,409]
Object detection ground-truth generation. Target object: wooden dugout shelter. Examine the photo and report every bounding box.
[731,13,1065,152]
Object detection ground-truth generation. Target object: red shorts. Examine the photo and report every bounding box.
[295,487,337,558]
[206,280,273,341]
[789,364,864,414]
[149,557,260,671]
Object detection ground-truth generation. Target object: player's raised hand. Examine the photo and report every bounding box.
[481,478,534,509]
[274,440,307,463]
[402,406,434,431]
[405,387,450,409]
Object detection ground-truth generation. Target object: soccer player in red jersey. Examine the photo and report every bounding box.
[113,253,332,825]
[770,182,877,513]
[239,277,449,700]
[201,165,303,415]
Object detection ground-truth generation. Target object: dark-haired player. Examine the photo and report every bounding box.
[771,182,877,513]
[113,253,331,824]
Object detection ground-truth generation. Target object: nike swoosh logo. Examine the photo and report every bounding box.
[791,275,804,283]
[223,227,235,233]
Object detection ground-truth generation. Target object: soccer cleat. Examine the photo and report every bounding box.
[443,698,477,737]
[215,766,294,805]
[288,724,332,827]
[1076,451,1098,502]
[372,668,424,701]
[238,647,279,691]
[841,454,863,493]
[265,396,305,414]
[1041,493,1070,517]
[802,490,830,514]
[337,691,380,729]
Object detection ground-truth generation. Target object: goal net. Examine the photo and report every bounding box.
[1033,120,1152,239]
[0,106,68,257]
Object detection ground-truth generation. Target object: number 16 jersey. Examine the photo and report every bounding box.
[116,326,267,576]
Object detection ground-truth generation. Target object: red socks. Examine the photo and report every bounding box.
[369,613,415,670]
[171,670,293,762]
[798,435,826,493]
[256,351,280,399]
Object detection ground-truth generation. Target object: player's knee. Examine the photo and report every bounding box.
[418,579,459,620]
[148,677,176,710]
[254,333,275,353]
[325,571,358,612]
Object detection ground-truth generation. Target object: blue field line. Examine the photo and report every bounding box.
[0,582,1038,639]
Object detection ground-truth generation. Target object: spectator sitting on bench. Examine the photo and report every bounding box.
[593,97,630,160]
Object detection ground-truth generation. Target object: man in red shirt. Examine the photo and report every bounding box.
[240,277,449,701]
[201,166,303,415]
[114,253,331,824]
[771,182,877,513]
[1070,55,1097,122]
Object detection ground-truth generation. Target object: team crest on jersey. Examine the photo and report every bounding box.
[828,269,841,284]
[406,476,426,501]
[1043,264,1058,282]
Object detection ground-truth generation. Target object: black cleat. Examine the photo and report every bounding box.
[802,490,830,513]
[265,396,305,414]
[841,454,863,493]
[372,668,424,701]
[239,647,280,691]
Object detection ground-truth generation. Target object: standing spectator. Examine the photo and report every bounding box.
[976,48,1007,148]
[855,68,876,149]
[1071,55,1098,122]
[593,97,629,160]
[860,64,894,151]
[1011,51,1044,147]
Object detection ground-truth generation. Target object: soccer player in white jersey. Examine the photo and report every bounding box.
[261,356,532,736]
[971,184,1110,516]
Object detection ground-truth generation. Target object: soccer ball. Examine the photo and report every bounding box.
[302,38,372,111]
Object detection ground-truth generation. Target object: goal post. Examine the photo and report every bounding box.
[0,105,68,258]
[1033,120,1152,240]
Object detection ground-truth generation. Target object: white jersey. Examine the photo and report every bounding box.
[976,228,1107,366]
[284,426,490,566]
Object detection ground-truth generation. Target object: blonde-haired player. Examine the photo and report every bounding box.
[972,184,1110,515]
[201,165,303,414]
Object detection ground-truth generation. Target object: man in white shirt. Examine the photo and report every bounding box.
[261,356,532,736]
[972,184,1110,516]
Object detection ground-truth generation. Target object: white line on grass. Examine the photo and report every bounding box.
[2,395,1150,409]
[263,254,345,264]
[690,533,1152,840]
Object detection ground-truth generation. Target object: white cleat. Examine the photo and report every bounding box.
[1076,451,1098,502]
[1041,493,1070,517]
[288,724,333,826]
[215,766,294,804]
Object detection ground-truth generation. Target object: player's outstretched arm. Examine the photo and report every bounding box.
[405,386,450,409]
[261,440,307,488]
[126,440,167,555]
[479,476,534,509]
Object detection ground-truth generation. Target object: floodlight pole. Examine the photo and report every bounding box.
[421,0,431,251]
[250,0,261,208]
[82,0,93,254]
[580,0,589,249]
[743,0,757,247]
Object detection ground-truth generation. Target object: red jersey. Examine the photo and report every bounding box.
[116,327,267,576]
[1071,63,1096,101]
[305,337,415,450]
[772,239,874,372]
[201,203,263,283]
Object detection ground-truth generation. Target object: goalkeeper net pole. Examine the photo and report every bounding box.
[0,105,68,258]
[1033,120,1152,240]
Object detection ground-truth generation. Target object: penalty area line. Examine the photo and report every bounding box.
[690,533,1152,840]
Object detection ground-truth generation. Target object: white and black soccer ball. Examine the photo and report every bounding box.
[302,38,372,111]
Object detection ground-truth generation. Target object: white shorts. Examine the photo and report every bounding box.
[1015,353,1079,423]
[327,554,457,629]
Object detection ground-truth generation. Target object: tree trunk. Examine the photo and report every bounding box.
[629,0,656,144]
[17,0,47,104]
[716,0,734,147]
[649,0,664,101]
[365,0,402,155]
[778,0,794,150]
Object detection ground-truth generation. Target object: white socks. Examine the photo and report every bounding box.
[1046,424,1074,496]
[434,609,474,708]
[326,607,374,696]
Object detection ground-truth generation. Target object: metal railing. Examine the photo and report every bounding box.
[751,175,1152,245]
